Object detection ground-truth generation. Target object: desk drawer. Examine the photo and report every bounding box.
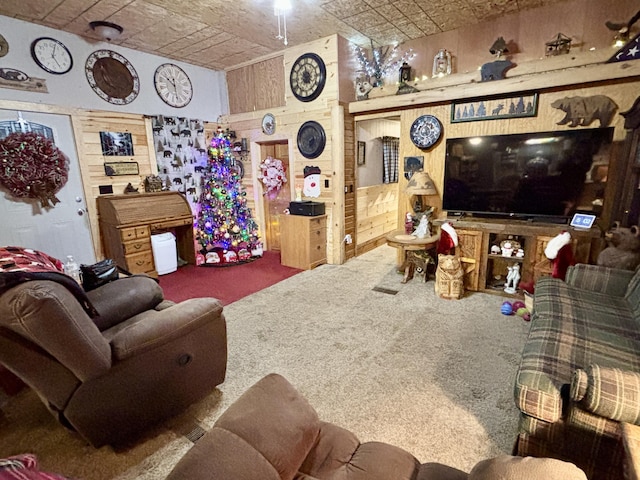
[125,251,154,274]
[121,226,150,241]
[123,239,151,255]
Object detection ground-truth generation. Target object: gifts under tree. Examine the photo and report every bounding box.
[195,128,261,265]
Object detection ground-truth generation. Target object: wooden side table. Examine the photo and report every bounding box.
[385,231,440,268]
[622,422,640,480]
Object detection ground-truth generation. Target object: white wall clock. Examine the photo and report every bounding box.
[262,113,275,135]
[31,37,73,75]
[85,50,140,105]
[154,63,193,108]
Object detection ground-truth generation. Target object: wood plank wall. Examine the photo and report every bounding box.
[221,35,347,265]
[343,104,356,260]
[227,57,285,114]
[356,183,399,250]
[393,79,640,231]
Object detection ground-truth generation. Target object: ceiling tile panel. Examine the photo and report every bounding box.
[393,20,429,39]
[392,0,425,17]
[342,9,388,31]
[44,0,98,27]
[320,0,369,19]
[0,0,58,20]
[374,4,406,22]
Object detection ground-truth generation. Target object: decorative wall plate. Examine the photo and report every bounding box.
[154,63,192,108]
[85,50,140,105]
[290,52,326,102]
[31,37,73,74]
[262,113,275,135]
[410,115,442,149]
[297,121,326,159]
[0,34,9,58]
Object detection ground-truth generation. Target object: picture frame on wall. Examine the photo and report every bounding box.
[357,141,366,166]
[451,92,538,123]
[100,131,134,156]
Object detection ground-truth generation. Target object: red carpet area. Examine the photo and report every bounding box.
[157,251,301,305]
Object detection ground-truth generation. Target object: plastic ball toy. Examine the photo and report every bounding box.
[501,301,513,315]
[515,307,528,317]
[512,301,526,311]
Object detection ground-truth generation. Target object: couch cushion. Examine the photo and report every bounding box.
[167,373,320,480]
[469,455,586,480]
[625,267,640,318]
[515,276,640,423]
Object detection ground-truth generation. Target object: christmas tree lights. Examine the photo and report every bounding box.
[195,128,261,265]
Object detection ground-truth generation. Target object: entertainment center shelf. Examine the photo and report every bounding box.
[445,218,601,296]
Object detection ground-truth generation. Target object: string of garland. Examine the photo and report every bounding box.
[0,132,69,208]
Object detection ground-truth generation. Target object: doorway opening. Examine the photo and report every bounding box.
[259,141,291,251]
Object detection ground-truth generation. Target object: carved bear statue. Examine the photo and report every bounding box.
[597,222,640,271]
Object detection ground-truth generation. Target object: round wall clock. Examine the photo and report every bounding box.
[262,113,275,135]
[0,34,9,58]
[290,52,326,102]
[85,50,139,105]
[31,37,73,74]
[410,115,442,149]
[297,121,326,159]
[154,63,193,108]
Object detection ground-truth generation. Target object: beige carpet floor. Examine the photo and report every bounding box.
[0,245,531,479]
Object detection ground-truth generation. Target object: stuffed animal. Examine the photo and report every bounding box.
[355,76,373,101]
[597,222,640,271]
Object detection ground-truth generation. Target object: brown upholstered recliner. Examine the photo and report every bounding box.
[167,374,587,480]
[0,275,227,447]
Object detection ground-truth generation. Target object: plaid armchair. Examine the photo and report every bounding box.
[514,264,640,480]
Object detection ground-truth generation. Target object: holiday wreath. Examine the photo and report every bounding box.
[258,155,287,197]
[0,132,69,207]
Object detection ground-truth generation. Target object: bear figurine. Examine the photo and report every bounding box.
[597,222,640,271]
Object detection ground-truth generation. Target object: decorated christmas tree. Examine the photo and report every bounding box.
[195,128,261,266]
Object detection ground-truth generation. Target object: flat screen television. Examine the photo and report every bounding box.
[443,127,614,223]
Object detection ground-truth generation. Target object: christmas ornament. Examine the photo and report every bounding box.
[0,132,69,207]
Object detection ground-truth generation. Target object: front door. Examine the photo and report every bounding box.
[0,110,96,265]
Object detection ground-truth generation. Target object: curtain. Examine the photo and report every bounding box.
[382,136,399,184]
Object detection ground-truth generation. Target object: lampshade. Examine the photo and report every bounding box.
[406,170,437,195]
[90,21,123,41]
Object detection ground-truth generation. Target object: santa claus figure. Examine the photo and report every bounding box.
[544,231,575,280]
[437,221,459,255]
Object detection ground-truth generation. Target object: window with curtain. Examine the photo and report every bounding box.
[382,136,399,184]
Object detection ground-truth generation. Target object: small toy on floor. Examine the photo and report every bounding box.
[500,300,531,321]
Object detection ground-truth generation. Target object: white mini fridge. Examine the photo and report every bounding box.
[151,232,177,275]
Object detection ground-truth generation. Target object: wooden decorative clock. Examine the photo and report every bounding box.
[154,63,193,108]
[290,52,326,102]
[85,50,140,105]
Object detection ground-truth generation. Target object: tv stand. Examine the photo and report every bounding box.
[438,218,601,295]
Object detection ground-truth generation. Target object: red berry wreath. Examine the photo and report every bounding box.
[0,132,69,207]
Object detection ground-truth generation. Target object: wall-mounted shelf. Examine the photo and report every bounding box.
[349,49,640,115]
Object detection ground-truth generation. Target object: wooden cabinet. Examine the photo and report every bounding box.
[448,219,600,295]
[280,214,327,270]
[97,192,195,277]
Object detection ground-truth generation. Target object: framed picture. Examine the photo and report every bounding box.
[357,141,366,166]
[404,156,424,180]
[451,92,538,123]
[100,131,134,156]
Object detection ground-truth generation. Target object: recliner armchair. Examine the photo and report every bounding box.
[0,275,227,447]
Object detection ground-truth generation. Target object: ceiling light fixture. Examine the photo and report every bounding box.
[274,0,291,46]
[89,21,123,42]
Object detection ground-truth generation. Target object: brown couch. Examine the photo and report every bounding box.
[167,373,587,480]
[0,275,227,447]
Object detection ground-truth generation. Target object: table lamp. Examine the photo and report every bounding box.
[406,170,437,214]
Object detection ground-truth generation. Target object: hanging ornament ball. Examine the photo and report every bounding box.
[232,225,240,233]
[224,232,230,239]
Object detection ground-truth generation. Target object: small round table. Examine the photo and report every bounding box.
[385,231,440,268]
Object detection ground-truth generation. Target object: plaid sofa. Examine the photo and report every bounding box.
[514,264,640,480]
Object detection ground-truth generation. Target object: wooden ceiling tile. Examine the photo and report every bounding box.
[320,0,370,19]
[0,0,57,20]
[44,0,99,28]
[392,0,427,17]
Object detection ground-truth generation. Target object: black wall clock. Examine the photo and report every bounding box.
[85,50,140,105]
[290,52,326,102]
[31,37,73,74]
[410,115,442,149]
[154,63,193,108]
[297,121,326,159]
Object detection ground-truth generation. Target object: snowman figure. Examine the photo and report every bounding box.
[303,165,322,198]
[504,263,521,294]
